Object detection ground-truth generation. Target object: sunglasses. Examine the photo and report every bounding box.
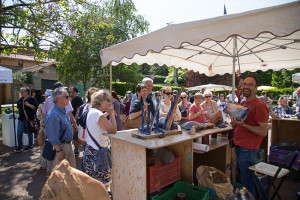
[155,94,161,97]
[63,95,69,99]
[181,96,187,99]
[164,92,173,95]
[205,96,211,98]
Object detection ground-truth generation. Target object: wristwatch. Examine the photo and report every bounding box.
[56,149,63,153]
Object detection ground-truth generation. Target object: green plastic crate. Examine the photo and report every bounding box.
[152,181,209,200]
[256,149,265,164]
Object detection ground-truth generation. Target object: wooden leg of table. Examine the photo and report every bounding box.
[111,138,146,200]
[167,139,193,183]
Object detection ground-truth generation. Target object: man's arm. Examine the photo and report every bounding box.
[231,117,268,137]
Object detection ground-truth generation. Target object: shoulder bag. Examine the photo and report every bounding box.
[42,128,67,161]
[86,127,112,171]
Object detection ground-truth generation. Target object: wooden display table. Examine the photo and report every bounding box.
[105,126,233,199]
[271,118,300,145]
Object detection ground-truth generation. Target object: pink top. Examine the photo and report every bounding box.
[189,104,206,123]
[42,96,73,115]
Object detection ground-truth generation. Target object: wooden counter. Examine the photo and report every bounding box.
[271,118,300,145]
[105,126,233,200]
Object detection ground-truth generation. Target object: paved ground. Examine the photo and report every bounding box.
[0,139,83,200]
[0,137,299,200]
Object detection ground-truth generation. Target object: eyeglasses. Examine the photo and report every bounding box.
[181,96,187,99]
[63,95,69,99]
[155,94,161,97]
[68,91,73,93]
[205,96,211,98]
[164,92,173,95]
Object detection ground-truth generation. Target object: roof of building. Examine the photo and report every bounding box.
[14,61,57,73]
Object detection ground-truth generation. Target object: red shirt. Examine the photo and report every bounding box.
[189,104,206,123]
[234,98,269,149]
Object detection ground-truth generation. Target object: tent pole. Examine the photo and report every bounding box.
[232,36,237,103]
[292,79,294,105]
[11,82,17,151]
[110,63,112,94]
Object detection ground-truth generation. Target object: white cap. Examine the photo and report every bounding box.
[43,89,52,96]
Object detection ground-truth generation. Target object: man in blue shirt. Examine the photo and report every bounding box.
[45,87,76,168]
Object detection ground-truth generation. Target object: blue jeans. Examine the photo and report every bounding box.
[17,120,33,147]
[236,146,268,199]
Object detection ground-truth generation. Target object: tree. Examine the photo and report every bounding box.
[271,68,300,88]
[164,67,187,85]
[152,64,169,76]
[49,0,149,90]
[1,0,85,56]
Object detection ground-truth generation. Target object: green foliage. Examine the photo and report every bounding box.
[113,63,143,84]
[50,0,149,90]
[165,67,187,85]
[152,64,169,76]
[112,82,183,96]
[1,0,86,56]
[271,69,300,88]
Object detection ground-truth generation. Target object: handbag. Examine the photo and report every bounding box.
[42,128,67,161]
[23,99,38,133]
[86,127,112,171]
[37,123,46,146]
[124,115,148,129]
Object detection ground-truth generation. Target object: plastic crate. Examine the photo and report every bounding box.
[256,149,265,164]
[147,156,181,193]
[269,146,300,167]
[152,181,209,200]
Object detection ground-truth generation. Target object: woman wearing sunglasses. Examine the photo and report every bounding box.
[159,87,181,122]
[201,90,219,120]
[178,92,192,124]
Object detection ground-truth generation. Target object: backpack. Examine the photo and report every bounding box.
[77,105,90,129]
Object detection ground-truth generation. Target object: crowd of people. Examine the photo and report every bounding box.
[13,77,300,196]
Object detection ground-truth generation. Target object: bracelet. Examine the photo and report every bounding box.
[56,149,63,153]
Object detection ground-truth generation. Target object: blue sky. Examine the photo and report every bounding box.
[132,0,297,32]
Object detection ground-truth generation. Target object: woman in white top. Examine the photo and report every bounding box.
[159,87,181,122]
[201,90,218,120]
[83,90,117,187]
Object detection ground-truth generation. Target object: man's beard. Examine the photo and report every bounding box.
[243,88,252,97]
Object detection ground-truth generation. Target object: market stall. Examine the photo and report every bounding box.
[105,127,233,199]
[100,1,300,198]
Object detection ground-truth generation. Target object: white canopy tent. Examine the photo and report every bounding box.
[100,1,300,99]
[187,84,232,92]
[0,66,17,150]
[0,66,13,83]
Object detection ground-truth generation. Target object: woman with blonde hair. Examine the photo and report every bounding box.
[83,90,117,187]
[189,92,207,123]
[201,90,218,120]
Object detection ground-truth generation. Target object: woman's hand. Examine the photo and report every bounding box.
[107,103,114,114]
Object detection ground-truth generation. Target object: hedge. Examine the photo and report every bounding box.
[112,82,183,96]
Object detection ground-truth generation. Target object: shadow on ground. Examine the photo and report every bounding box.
[0,142,83,200]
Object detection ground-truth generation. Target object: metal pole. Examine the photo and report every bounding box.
[110,63,112,93]
[232,36,237,103]
[11,82,17,150]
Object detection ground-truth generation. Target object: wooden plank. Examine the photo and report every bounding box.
[111,138,146,200]
[167,139,193,184]
[105,126,233,149]
[131,130,182,140]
